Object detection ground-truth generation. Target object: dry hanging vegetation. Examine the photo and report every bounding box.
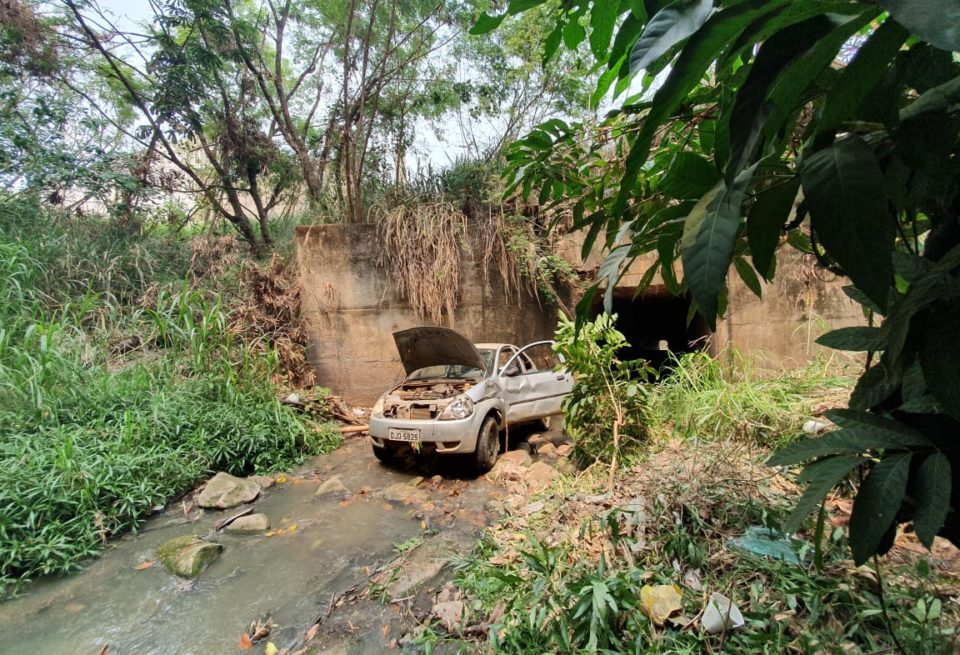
[376,202,467,325]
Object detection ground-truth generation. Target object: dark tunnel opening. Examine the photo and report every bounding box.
[591,285,712,374]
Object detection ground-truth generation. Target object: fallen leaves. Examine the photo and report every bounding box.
[133,560,154,571]
[238,633,253,650]
[639,584,683,626]
[265,524,298,537]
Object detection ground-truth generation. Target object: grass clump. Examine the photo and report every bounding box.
[647,350,853,448]
[441,441,958,654]
[0,203,339,594]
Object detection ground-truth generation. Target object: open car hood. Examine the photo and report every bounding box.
[393,327,485,376]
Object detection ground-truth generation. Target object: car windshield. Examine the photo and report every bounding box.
[407,348,494,381]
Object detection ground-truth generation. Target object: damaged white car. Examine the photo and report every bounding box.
[369,327,574,470]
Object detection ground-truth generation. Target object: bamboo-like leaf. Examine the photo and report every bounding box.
[849,453,911,565]
[589,0,619,59]
[882,0,960,52]
[628,0,714,74]
[747,177,798,279]
[914,452,952,548]
[784,455,865,533]
[681,164,757,328]
[816,326,886,352]
[801,136,895,311]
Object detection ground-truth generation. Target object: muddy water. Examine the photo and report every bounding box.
[0,438,500,655]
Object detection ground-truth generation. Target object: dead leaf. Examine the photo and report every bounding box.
[134,561,154,571]
[265,642,278,655]
[97,646,109,655]
[381,503,394,511]
[380,623,390,640]
[305,623,320,641]
[238,633,253,650]
[274,475,288,484]
[640,584,683,626]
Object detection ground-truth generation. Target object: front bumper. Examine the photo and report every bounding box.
[369,413,482,454]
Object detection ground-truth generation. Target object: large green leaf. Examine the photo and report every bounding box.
[767,427,920,467]
[849,453,911,565]
[681,164,758,328]
[628,0,714,74]
[615,0,790,217]
[784,455,866,533]
[918,301,960,420]
[589,0,620,60]
[814,19,910,148]
[825,408,928,442]
[899,75,960,124]
[747,177,798,279]
[733,256,763,297]
[801,135,895,312]
[816,326,886,352]
[469,12,506,35]
[660,151,720,200]
[726,16,834,183]
[882,0,960,52]
[913,452,952,548]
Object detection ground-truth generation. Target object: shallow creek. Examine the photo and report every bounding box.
[0,438,500,654]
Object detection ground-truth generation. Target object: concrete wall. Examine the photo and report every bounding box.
[296,225,561,404]
[296,225,865,403]
[713,248,866,368]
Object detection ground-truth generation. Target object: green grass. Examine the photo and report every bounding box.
[0,202,339,594]
[646,350,854,448]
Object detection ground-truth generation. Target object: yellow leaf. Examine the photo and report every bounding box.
[134,560,154,571]
[264,642,278,655]
[275,475,288,484]
[640,584,683,626]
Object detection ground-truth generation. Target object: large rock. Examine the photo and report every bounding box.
[197,472,260,510]
[383,482,426,503]
[249,475,275,490]
[488,460,526,483]
[555,444,573,458]
[315,476,349,496]
[156,535,223,578]
[431,600,465,632]
[525,461,559,490]
[536,442,557,458]
[500,450,532,467]
[225,513,270,533]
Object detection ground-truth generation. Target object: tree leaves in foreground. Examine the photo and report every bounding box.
[487,0,960,563]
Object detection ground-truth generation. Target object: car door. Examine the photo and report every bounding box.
[500,341,574,424]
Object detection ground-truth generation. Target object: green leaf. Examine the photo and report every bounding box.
[615,0,790,217]
[747,177,798,279]
[814,19,910,148]
[592,57,624,108]
[543,21,564,65]
[849,360,901,410]
[733,256,762,297]
[801,135,895,312]
[726,16,835,183]
[660,151,720,200]
[825,409,928,443]
[816,326,886,352]
[784,455,865,534]
[508,0,549,14]
[849,453,911,565]
[608,14,645,71]
[882,0,960,52]
[600,244,631,314]
[564,18,587,50]
[470,12,506,35]
[899,75,960,123]
[681,164,758,329]
[628,0,715,74]
[843,284,884,315]
[767,427,919,468]
[914,452,952,548]
[763,10,877,144]
[918,301,960,420]
[589,0,619,60]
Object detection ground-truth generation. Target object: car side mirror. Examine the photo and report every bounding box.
[502,365,521,377]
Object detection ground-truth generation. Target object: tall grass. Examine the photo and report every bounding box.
[0,202,339,594]
[646,350,853,448]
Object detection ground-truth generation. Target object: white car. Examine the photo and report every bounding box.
[369,327,574,470]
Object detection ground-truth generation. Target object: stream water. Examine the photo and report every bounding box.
[0,438,501,654]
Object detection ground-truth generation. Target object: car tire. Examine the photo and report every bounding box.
[474,415,500,472]
[372,443,398,464]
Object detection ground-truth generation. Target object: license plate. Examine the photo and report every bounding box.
[388,428,421,442]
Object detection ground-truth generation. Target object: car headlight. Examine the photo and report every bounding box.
[371,395,385,417]
[438,395,474,420]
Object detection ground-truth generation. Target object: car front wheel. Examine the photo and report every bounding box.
[474,415,500,472]
[372,442,399,465]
